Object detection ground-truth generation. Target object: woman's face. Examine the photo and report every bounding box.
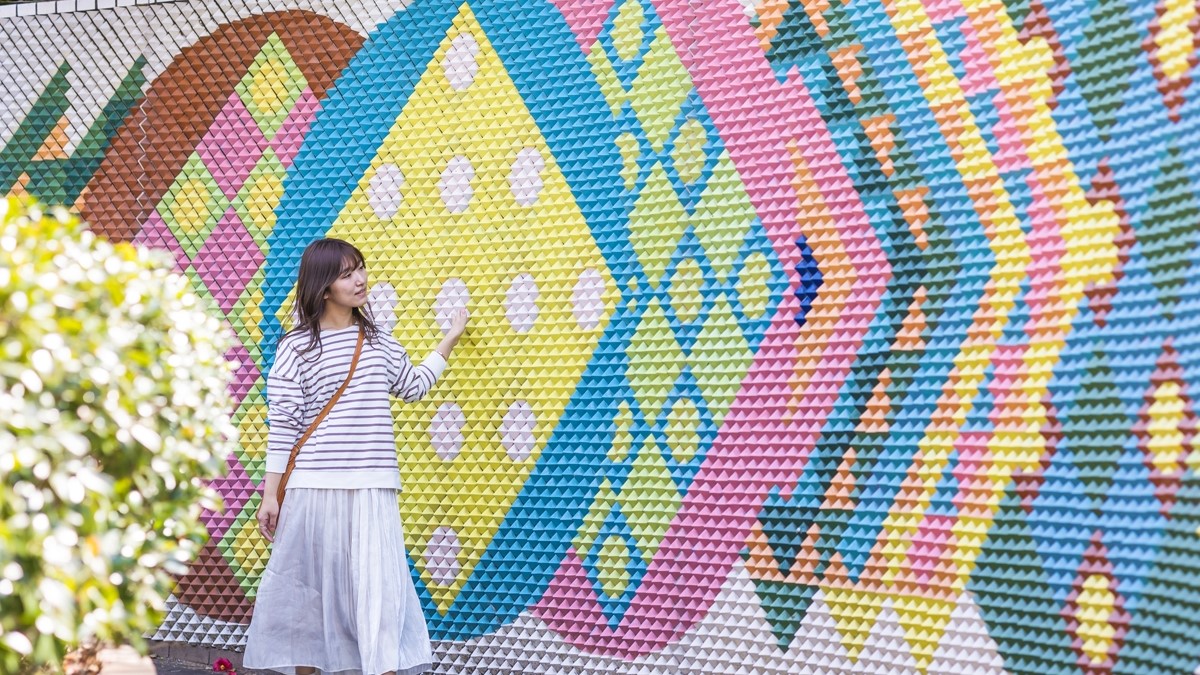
[324,259,368,311]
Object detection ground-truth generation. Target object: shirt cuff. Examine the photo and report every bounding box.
[422,350,448,380]
[265,452,289,474]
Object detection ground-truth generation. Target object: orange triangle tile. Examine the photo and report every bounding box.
[33,114,72,161]
[7,172,31,200]
[894,285,928,351]
[894,186,930,251]
[753,0,791,52]
[831,45,865,105]
[857,369,893,433]
[802,0,832,39]
[822,447,859,509]
[862,114,897,178]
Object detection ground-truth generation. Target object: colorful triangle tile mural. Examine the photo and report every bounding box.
[7,0,1200,672]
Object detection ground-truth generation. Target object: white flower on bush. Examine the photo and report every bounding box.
[0,197,236,671]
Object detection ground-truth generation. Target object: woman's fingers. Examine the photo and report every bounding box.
[258,506,277,542]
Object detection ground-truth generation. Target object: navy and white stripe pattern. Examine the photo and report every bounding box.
[266,324,448,490]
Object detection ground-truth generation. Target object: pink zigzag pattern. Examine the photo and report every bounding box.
[533,0,892,656]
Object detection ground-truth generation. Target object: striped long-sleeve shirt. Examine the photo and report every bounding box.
[265,324,448,490]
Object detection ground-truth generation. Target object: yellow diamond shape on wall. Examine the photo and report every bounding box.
[326,5,616,613]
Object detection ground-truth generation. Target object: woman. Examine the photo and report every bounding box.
[243,238,469,675]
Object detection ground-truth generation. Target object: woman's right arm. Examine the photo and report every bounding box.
[258,343,306,541]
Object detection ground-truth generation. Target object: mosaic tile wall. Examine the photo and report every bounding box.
[5,0,1200,672]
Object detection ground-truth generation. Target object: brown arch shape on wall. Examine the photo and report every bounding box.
[81,9,364,243]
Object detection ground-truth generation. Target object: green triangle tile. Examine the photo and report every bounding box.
[1142,143,1198,318]
[609,401,636,462]
[586,40,629,116]
[1074,0,1140,140]
[629,26,693,152]
[692,154,756,281]
[596,532,635,599]
[155,152,229,260]
[672,118,707,185]
[233,147,286,244]
[234,32,310,140]
[689,294,752,428]
[628,298,684,423]
[737,251,774,320]
[573,479,619,559]
[668,255,705,324]
[182,263,220,316]
[629,162,688,288]
[610,0,646,62]
[617,437,682,564]
[616,131,640,190]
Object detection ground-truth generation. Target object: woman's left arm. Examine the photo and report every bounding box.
[390,344,449,402]
[390,308,469,402]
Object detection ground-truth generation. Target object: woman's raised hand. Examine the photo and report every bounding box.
[448,307,469,338]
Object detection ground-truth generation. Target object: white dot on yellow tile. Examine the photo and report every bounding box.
[367,163,405,220]
[367,282,399,333]
[435,278,470,334]
[438,155,475,213]
[502,400,537,461]
[442,33,480,91]
[506,272,540,333]
[509,147,545,206]
[572,267,606,330]
[425,526,461,586]
[430,402,465,461]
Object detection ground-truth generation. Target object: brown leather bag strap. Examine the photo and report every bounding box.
[276,325,365,504]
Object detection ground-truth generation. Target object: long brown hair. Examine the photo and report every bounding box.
[285,238,380,355]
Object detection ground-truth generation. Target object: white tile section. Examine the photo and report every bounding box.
[428,560,1013,675]
[367,281,399,333]
[1,0,415,147]
[150,594,247,647]
[441,32,479,91]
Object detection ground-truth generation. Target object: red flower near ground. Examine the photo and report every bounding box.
[213,658,236,673]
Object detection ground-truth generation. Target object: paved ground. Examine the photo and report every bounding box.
[150,655,279,675]
[148,656,214,675]
[146,641,280,675]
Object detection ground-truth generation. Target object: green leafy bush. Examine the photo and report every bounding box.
[0,196,235,671]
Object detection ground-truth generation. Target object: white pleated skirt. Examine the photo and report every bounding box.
[242,488,432,675]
